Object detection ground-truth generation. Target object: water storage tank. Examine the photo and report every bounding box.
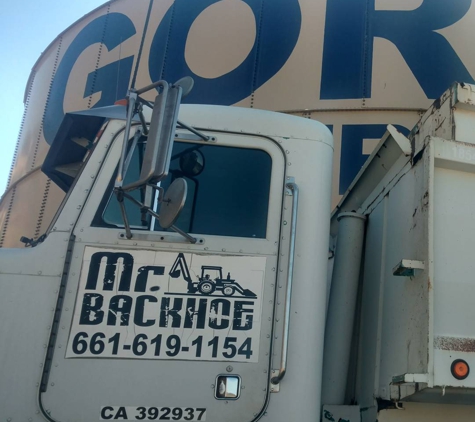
[2,0,474,247]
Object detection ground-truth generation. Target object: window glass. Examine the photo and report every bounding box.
[98,141,272,238]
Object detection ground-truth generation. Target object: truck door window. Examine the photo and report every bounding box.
[95,141,272,238]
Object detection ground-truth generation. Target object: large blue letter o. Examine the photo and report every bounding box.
[149,0,301,105]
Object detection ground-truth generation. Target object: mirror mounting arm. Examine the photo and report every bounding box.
[135,80,167,96]
[116,91,138,188]
[122,129,142,178]
[176,119,216,142]
[116,188,133,239]
[115,186,197,244]
[115,77,197,244]
[139,108,148,136]
[169,225,197,244]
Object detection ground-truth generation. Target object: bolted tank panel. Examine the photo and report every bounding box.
[3,0,475,247]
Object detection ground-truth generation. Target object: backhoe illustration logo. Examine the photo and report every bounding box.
[169,253,257,298]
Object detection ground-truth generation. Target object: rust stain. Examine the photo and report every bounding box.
[427,277,432,291]
[422,190,429,210]
[434,336,475,353]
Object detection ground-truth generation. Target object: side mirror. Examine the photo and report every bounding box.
[138,85,179,186]
[123,82,180,191]
[179,149,205,177]
[159,178,188,229]
[117,76,194,191]
[113,77,204,244]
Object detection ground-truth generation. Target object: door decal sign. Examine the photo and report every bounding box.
[66,247,265,362]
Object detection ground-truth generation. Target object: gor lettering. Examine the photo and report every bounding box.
[43,0,474,145]
[43,0,301,144]
[321,0,474,99]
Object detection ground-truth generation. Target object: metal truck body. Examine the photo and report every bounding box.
[3,79,475,421]
[325,83,475,421]
[0,104,334,421]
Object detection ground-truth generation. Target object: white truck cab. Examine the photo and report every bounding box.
[0,80,333,421]
[5,78,475,422]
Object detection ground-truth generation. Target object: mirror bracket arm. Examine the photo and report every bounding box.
[176,119,216,142]
[170,224,197,244]
[116,91,138,188]
[146,184,165,203]
[137,103,149,136]
[116,188,197,244]
[115,188,133,239]
[115,78,198,245]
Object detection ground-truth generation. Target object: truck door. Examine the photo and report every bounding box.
[39,129,286,422]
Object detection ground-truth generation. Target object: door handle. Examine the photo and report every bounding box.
[271,181,299,385]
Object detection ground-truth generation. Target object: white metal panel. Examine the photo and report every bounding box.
[334,119,433,410]
[0,231,69,419]
[178,104,333,146]
[264,137,333,421]
[454,108,475,144]
[40,119,287,421]
[0,276,59,420]
[338,96,475,417]
[27,105,333,421]
[433,166,475,339]
[433,166,475,388]
[377,161,431,388]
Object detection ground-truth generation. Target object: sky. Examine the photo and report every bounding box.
[0,0,108,195]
